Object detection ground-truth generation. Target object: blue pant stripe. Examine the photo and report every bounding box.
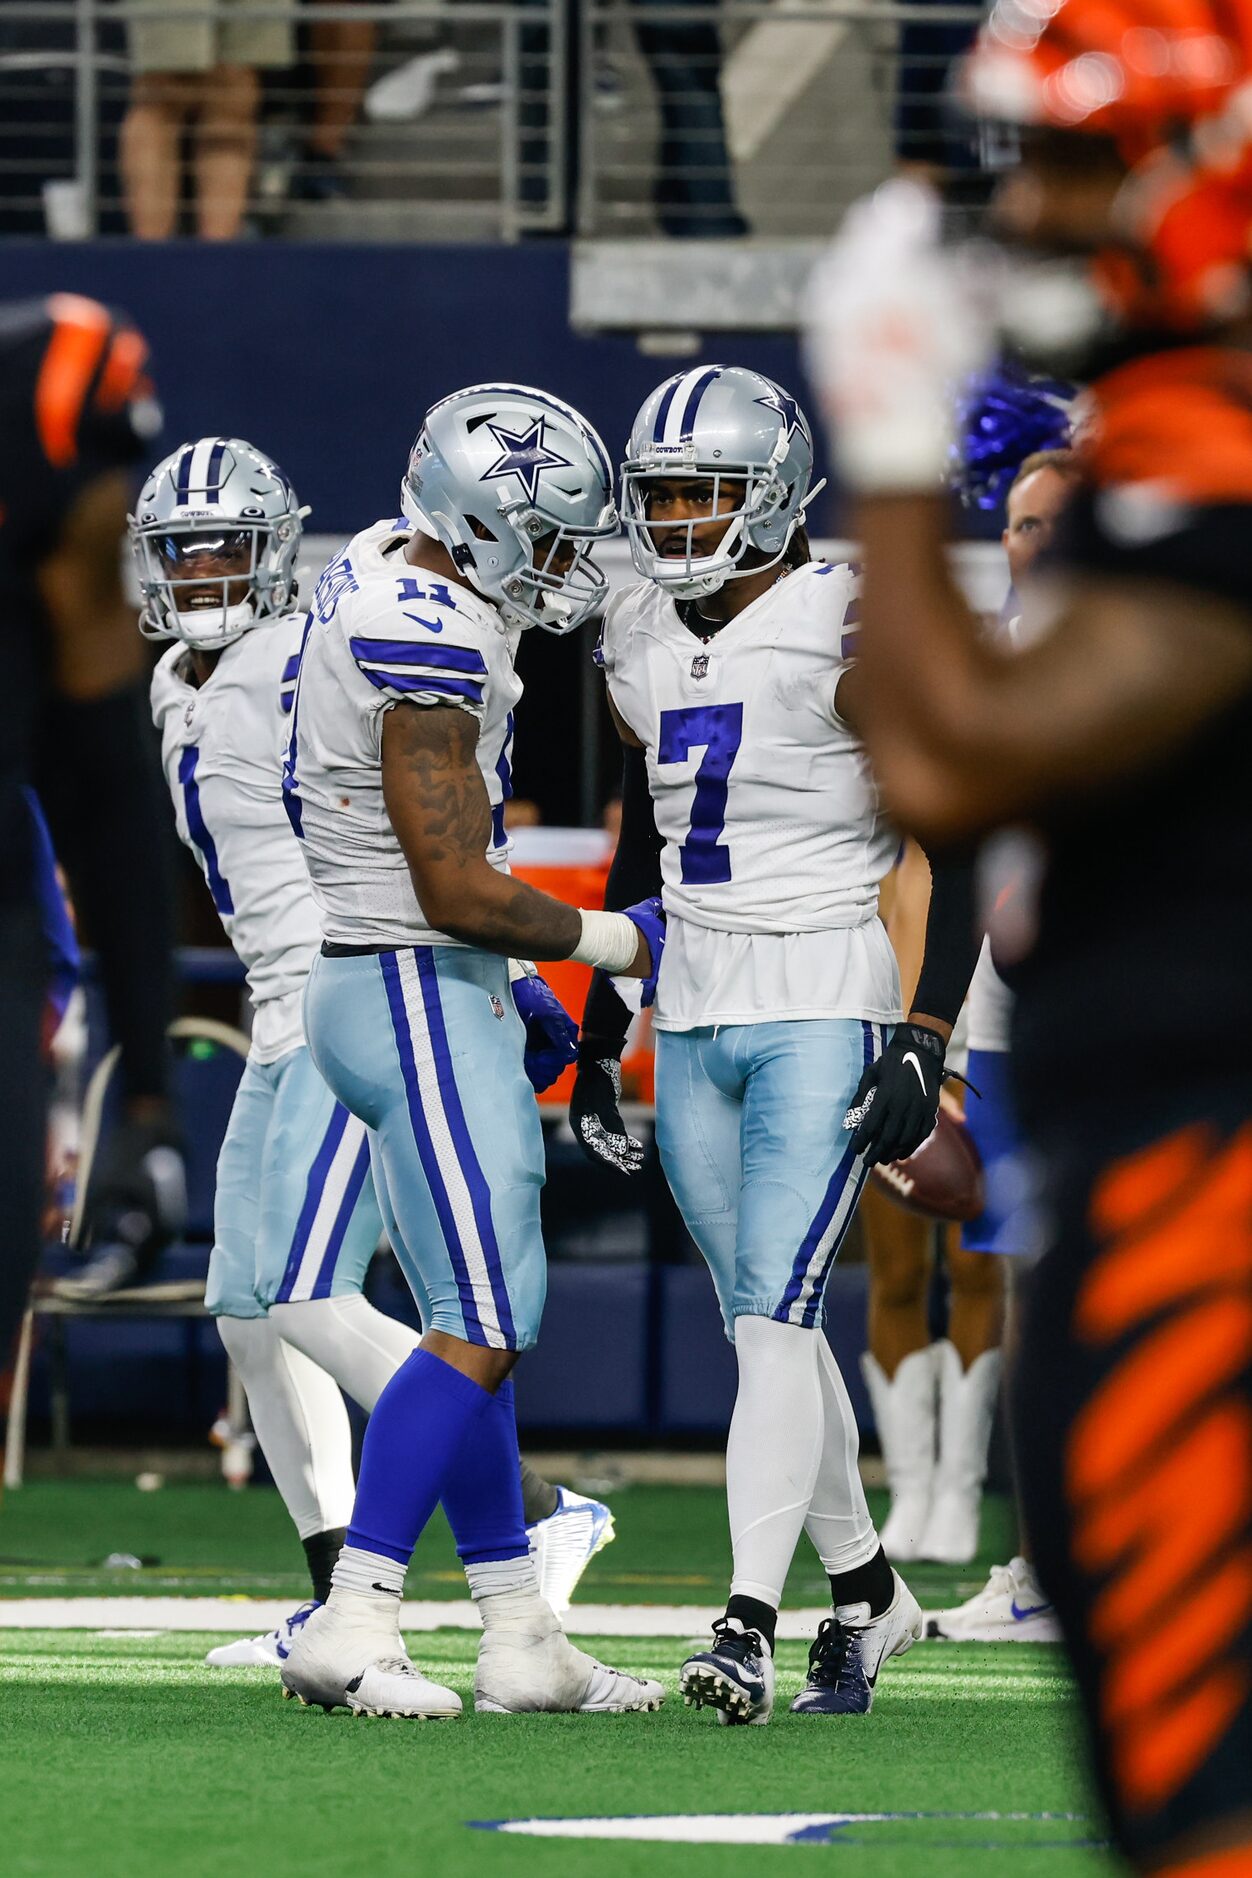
[275,1102,349,1301]
[774,1020,876,1325]
[380,950,486,1345]
[413,950,516,1348]
[309,1134,372,1301]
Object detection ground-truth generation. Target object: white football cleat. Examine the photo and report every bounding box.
[278,1601,461,1718]
[791,1571,923,1716]
[474,1592,663,1714]
[205,1599,318,1668]
[925,1557,1063,1643]
[527,1487,616,1617]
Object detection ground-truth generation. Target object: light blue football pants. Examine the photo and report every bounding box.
[208,1042,383,1320]
[304,944,547,1352]
[655,1019,883,1340]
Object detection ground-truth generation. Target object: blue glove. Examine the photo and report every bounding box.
[512,971,579,1094]
[622,895,666,1009]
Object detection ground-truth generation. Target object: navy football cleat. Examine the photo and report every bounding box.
[790,1574,923,1716]
[680,1619,775,1725]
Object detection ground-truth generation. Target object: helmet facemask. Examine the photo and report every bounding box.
[622,443,802,598]
[402,418,616,636]
[130,437,305,653]
[134,522,295,651]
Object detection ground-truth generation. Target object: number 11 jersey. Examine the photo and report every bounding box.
[599,561,901,1031]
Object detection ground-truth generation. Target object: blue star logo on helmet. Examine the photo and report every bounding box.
[754,386,807,444]
[481,416,572,505]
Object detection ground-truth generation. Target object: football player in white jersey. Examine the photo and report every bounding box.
[571,366,979,1723]
[133,435,603,1665]
[277,385,665,1720]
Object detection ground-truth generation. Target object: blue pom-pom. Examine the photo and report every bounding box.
[952,363,1076,510]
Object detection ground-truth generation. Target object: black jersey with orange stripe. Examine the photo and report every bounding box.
[1011,347,1252,1132]
[0,294,159,894]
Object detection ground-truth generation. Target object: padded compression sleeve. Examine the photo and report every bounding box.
[37,678,175,1100]
[910,843,981,1030]
[580,743,663,1056]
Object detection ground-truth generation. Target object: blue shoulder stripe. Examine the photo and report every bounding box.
[350,636,486,675]
[361,670,485,702]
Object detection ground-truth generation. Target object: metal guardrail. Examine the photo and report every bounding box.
[576,0,986,240]
[0,0,567,240]
[1,0,985,243]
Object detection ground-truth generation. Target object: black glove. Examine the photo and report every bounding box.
[568,1046,645,1176]
[843,1022,945,1166]
[81,1115,187,1273]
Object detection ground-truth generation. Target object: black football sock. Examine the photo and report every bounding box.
[518,1457,559,1532]
[302,1526,347,1604]
[828,1544,895,1620]
[725,1594,777,1652]
[520,1461,560,1526]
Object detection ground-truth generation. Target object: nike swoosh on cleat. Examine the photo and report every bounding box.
[401,611,443,633]
[902,1052,928,1093]
[1011,1600,1052,1621]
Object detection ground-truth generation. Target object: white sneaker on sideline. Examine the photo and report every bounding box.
[925,1557,1063,1643]
[205,1599,317,1667]
[528,1487,616,1617]
[279,1601,461,1717]
[474,1591,663,1714]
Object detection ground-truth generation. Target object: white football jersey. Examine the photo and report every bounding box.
[150,616,319,1063]
[286,518,522,947]
[600,562,901,1029]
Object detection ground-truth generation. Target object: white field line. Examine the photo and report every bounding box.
[0,1597,1070,1649]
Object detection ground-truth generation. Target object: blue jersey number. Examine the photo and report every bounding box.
[657,702,743,886]
[281,616,313,839]
[178,746,234,915]
[396,577,457,610]
[491,711,515,851]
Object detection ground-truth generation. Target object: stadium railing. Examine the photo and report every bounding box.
[3,0,982,246]
[0,0,566,241]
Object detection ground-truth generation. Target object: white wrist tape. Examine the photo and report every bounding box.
[835,404,953,496]
[570,909,640,974]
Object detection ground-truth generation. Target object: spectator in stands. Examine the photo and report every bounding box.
[633,0,747,237]
[120,0,296,237]
[290,0,376,201]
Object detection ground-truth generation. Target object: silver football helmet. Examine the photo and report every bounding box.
[401,383,616,634]
[622,365,825,598]
[130,437,307,652]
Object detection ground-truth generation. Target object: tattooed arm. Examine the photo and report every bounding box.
[381,701,649,966]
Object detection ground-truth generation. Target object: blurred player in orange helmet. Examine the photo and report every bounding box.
[806,0,1252,1870]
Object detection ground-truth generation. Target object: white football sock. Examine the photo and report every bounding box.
[465,1558,541,1605]
[269,1293,420,1412]
[329,1544,406,1619]
[805,1330,880,1574]
[215,1314,354,1540]
[726,1314,825,1608]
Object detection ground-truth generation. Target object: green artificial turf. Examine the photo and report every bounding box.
[0,1630,1108,1878]
[0,1480,1105,1877]
[0,1478,1018,1610]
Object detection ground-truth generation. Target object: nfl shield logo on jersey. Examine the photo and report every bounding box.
[489,994,505,1019]
[691,653,710,679]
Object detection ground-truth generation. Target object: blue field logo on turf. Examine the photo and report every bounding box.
[470,1812,1102,1850]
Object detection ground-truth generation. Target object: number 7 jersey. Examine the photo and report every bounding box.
[599,561,902,1030]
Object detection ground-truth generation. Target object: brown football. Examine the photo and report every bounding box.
[868,1106,985,1223]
